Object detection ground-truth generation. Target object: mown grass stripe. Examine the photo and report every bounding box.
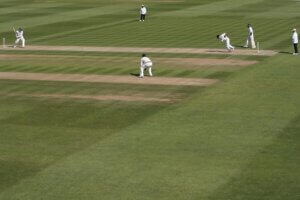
[0,4,134,33]
[0,3,70,15]
[251,2,300,18]
[77,67,106,74]
[30,19,134,43]
[0,64,27,71]
[161,0,264,16]
[174,70,197,77]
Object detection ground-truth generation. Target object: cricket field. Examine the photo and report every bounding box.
[0,0,299,199]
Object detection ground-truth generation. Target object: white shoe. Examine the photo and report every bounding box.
[293,53,298,55]
[138,76,144,78]
[243,46,248,48]
[13,46,16,48]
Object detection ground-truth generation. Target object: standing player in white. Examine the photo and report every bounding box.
[217,33,234,51]
[244,24,256,48]
[139,54,153,78]
[140,5,147,21]
[292,28,298,55]
[13,27,25,48]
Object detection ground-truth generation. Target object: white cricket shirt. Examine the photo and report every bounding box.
[140,7,147,15]
[248,27,254,36]
[141,57,152,67]
[16,30,24,38]
[292,32,298,44]
[219,33,226,41]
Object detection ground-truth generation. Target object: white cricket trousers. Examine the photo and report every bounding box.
[226,41,234,51]
[140,63,153,77]
[245,35,256,48]
[15,37,25,47]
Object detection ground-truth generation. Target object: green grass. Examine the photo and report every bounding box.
[0,0,299,199]
[0,53,256,79]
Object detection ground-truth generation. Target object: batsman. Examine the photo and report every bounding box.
[244,24,256,49]
[13,27,25,48]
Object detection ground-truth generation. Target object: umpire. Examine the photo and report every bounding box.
[140,5,147,22]
[292,28,298,55]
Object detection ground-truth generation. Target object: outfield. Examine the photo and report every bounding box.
[0,0,299,199]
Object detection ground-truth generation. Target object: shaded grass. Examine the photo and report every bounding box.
[0,79,199,99]
[0,99,167,191]
[206,115,300,200]
[0,54,299,200]
[0,0,299,199]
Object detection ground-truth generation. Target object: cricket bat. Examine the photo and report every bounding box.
[13,27,16,33]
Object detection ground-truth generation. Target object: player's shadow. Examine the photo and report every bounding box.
[207,50,226,53]
[279,51,292,54]
[130,73,140,77]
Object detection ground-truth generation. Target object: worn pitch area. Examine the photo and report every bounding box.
[1,45,277,56]
[0,72,218,86]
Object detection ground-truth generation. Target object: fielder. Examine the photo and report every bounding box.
[244,24,256,48]
[13,27,25,48]
[139,54,153,78]
[292,28,298,55]
[217,33,234,51]
[140,5,147,21]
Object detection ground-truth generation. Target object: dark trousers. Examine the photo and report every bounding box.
[140,14,146,21]
[294,43,298,53]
